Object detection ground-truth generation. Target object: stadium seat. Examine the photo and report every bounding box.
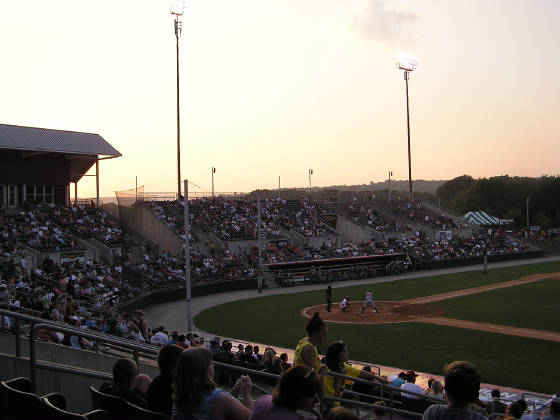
[41,395,110,420]
[89,387,167,420]
[0,378,56,419]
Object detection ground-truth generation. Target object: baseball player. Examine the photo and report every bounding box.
[361,289,379,314]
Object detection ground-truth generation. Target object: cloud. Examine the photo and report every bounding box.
[351,0,417,44]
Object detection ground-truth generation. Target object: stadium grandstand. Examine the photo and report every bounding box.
[1,124,557,419]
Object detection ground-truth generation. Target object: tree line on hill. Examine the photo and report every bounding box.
[436,175,560,229]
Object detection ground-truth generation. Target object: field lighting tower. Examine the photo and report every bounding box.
[397,55,418,202]
[308,169,313,194]
[171,0,186,199]
[211,167,216,197]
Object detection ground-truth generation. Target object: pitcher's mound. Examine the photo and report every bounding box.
[301,301,445,325]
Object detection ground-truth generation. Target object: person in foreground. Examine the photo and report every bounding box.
[249,365,322,420]
[172,347,253,420]
[294,312,328,378]
[323,341,387,407]
[422,360,487,420]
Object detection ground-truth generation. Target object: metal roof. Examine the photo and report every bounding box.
[0,123,121,156]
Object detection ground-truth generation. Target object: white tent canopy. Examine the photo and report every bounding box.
[463,211,500,226]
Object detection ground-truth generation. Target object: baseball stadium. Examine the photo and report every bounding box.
[1,123,559,419]
[2,2,560,418]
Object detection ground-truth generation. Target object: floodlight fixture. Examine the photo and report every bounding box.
[397,55,418,72]
[170,0,186,16]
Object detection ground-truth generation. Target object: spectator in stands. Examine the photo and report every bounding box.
[239,344,257,364]
[505,401,525,420]
[235,343,245,359]
[294,312,328,378]
[389,372,408,395]
[323,341,386,407]
[485,389,507,416]
[542,400,560,420]
[249,365,322,420]
[324,406,360,420]
[176,334,188,349]
[146,344,183,416]
[260,348,281,373]
[253,345,262,363]
[209,337,222,357]
[150,326,169,346]
[279,353,291,372]
[401,370,424,399]
[99,358,151,408]
[0,283,10,309]
[422,361,486,420]
[172,347,253,419]
[427,380,444,400]
[372,401,392,420]
[216,340,236,362]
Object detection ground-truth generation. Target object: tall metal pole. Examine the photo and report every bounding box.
[526,197,530,229]
[308,169,312,195]
[388,170,392,203]
[404,71,412,202]
[175,17,182,199]
[183,179,192,331]
[257,196,263,293]
[95,159,100,207]
[211,167,215,197]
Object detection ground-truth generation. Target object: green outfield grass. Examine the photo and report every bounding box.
[194,261,560,394]
[433,277,560,332]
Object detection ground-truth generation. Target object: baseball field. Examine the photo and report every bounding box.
[194,261,560,394]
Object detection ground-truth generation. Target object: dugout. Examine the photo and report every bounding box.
[0,123,121,211]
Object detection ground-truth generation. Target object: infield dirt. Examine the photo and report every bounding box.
[302,272,560,342]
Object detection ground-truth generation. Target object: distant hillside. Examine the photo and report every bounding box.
[315,179,446,195]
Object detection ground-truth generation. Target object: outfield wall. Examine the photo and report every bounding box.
[117,277,256,312]
[422,250,544,270]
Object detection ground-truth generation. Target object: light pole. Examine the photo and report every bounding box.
[388,170,393,202]
[211,167,216,197]
[397,55,418,202]
[526,197,530,229]
[308,169,313,195]
[171,0,186,199]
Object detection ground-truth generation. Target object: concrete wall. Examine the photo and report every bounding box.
[127,205,183,257]
[306,234,342,249]
[89,238,120,265]
[0,334,159,414]
[336,215,373,243]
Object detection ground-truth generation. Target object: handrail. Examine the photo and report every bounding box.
[327,370,443,405]
[29,322,159,392]
[321,395,423,419]
[6,308,438,418]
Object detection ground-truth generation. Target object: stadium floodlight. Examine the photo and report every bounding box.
[396,54,418,202]
[397,54,418,72]
[172,0,186,199]
[170,0,185,16]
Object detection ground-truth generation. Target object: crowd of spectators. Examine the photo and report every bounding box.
[51,203,123,246]
[131,247,256,285]
[0,205,82,252]
[345,203,411,233]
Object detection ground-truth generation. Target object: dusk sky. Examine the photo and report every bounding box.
[1,0,559,198]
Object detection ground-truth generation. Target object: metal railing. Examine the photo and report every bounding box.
[3,308,440,418]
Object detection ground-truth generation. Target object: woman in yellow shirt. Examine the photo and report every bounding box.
[323,341,387,406]
[294,312,328,378]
